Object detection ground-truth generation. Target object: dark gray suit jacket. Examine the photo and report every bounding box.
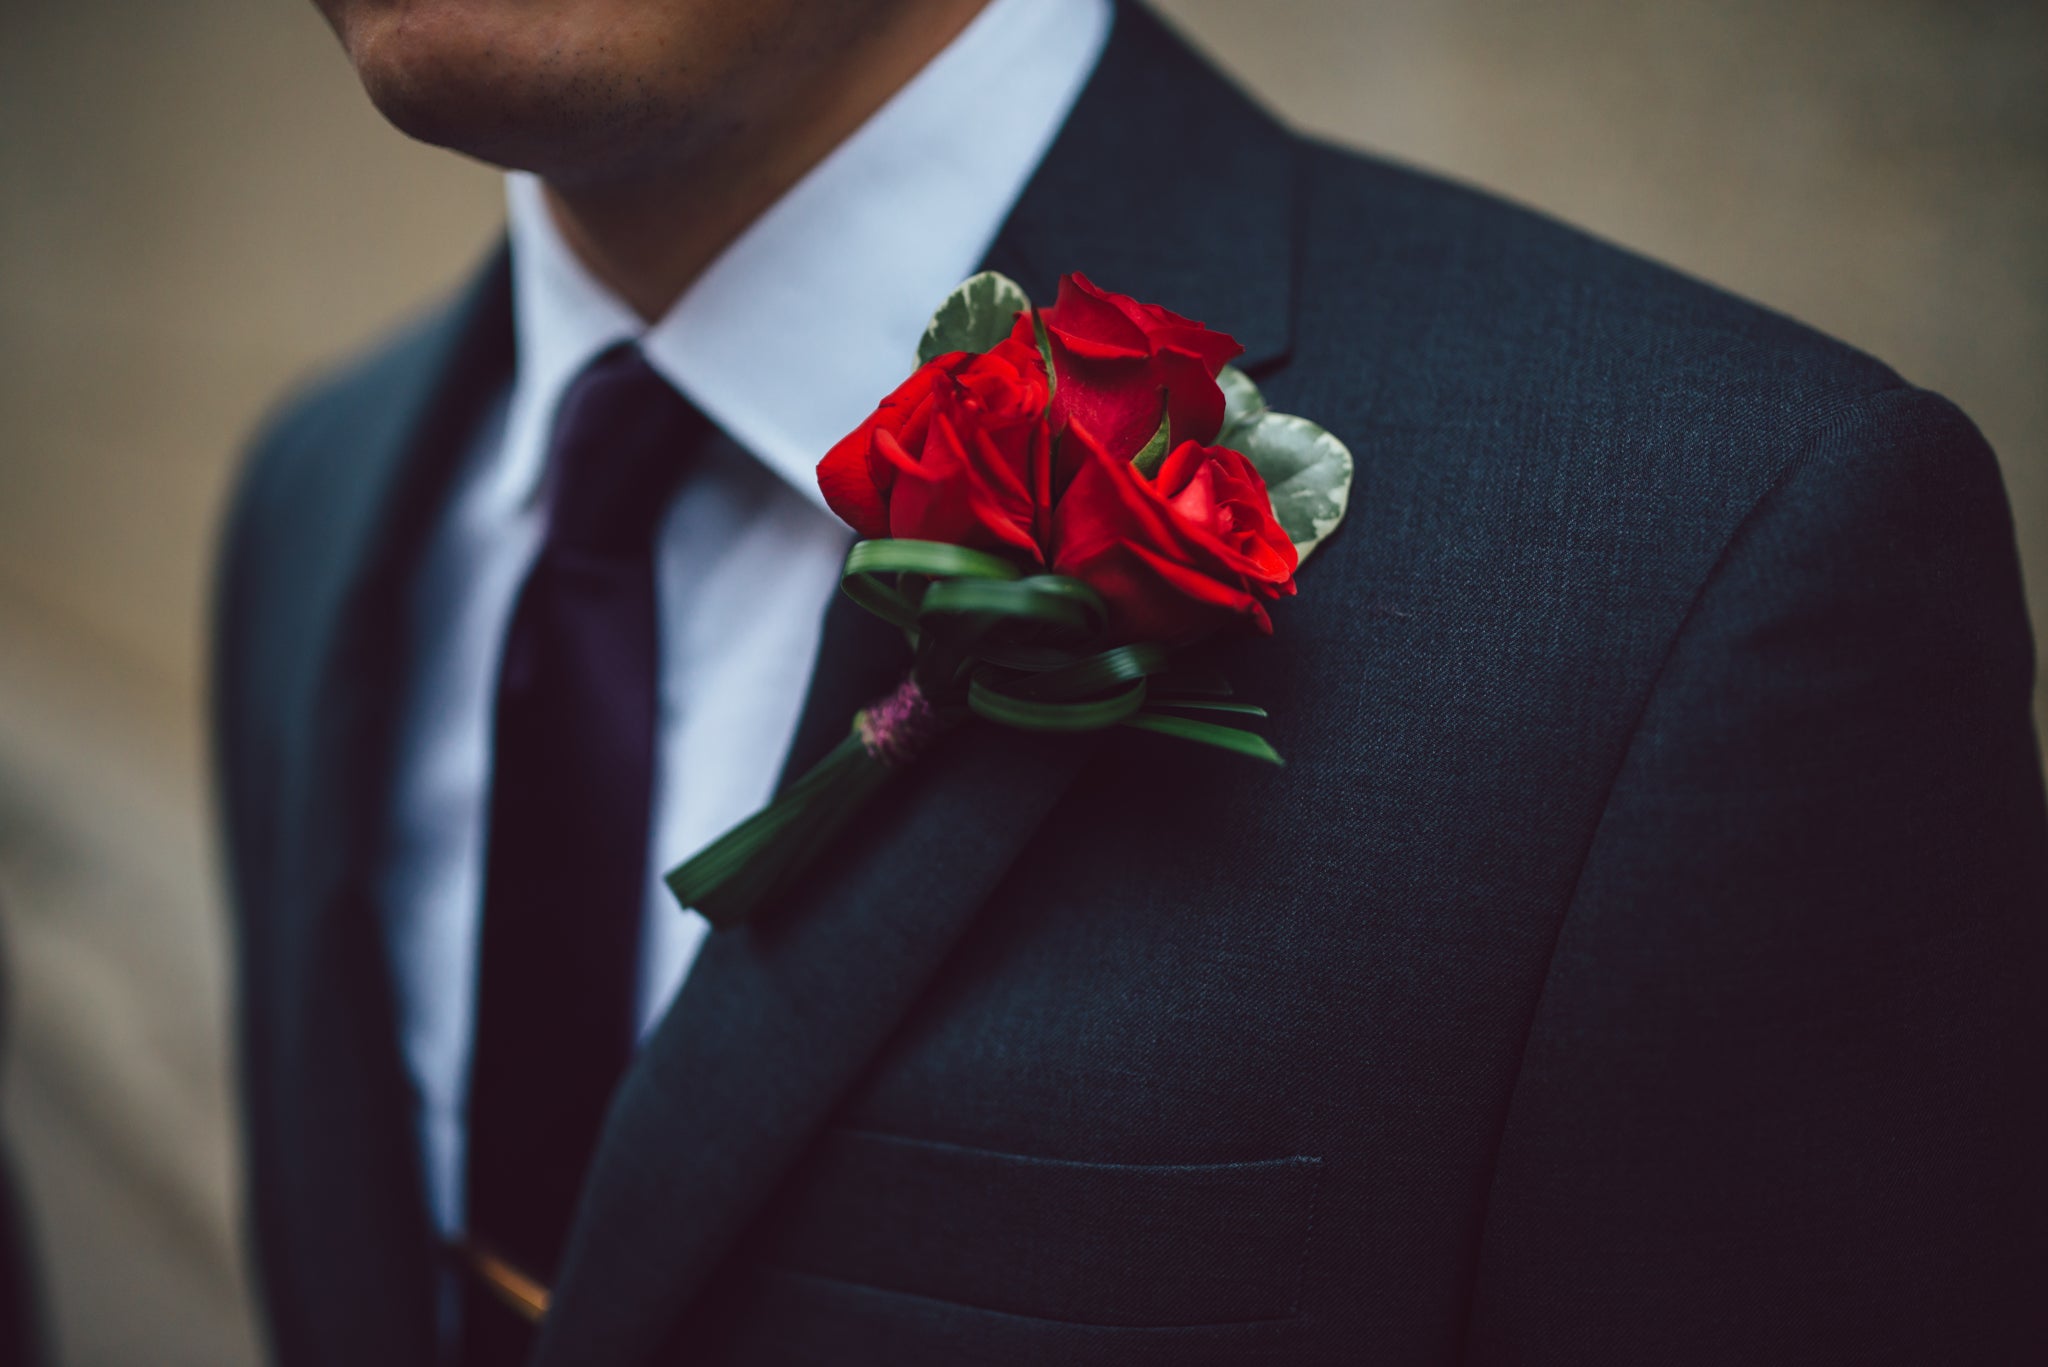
[213,4,2048,1363]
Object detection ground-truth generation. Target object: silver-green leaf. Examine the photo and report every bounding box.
[1215,364,1267,446]
[917,271,1033,367]
[1212,365,1352,563]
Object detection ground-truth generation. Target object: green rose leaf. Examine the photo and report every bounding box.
[1130,403,1173,477]
[1032,308,1057,412]
[917,271,1033,367]
[1212,364,1352,564]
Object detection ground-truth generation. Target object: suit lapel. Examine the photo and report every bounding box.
[533,4,1299,1363]
[270,250,514,1367]
[987,1,1298,373]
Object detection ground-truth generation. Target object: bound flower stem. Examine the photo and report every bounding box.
[664,539,1279,929]
[664,685,950,931]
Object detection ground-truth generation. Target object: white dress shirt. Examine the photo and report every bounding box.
[377,0,1111,1246]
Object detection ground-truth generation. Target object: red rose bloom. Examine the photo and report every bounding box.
[1051,424,1298,643]
[820,279,1295,647]
[817,336,1052,562]
[1012,272,1244,462]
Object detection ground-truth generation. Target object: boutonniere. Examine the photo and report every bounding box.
[667,271,1352,928]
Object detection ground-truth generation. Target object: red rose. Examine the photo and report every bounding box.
[1051,424,1298,643]
[820,278,1294,647]
[817,336,1052,562]
[1012,273,1244,462]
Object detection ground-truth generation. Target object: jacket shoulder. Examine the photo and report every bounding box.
[1290,137,1905,431]
[1274,136,1998,616]
[1267,139,2022,787]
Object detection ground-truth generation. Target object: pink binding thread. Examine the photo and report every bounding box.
[855,677,944,767]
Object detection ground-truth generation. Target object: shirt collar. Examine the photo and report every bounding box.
[500,0,1111,514]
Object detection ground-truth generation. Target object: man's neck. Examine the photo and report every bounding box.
[542,0,993,323]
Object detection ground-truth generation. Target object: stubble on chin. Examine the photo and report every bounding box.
[327,3,714,185]
[323,0,969,197]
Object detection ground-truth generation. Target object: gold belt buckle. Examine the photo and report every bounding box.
[450,1237,552,1325]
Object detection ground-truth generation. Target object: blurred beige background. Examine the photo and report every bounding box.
[1,0,2042,1361]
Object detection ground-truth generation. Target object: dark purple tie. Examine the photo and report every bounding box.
[460,345,703,1364]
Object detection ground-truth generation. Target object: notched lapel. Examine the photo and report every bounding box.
[996,0,1299,374]
[535,6,1303,1360]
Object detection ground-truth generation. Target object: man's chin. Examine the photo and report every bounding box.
[335,11,660,176]
[342,31,524,166]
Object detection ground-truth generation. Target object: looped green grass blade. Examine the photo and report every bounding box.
[968,669,1149,731]
[1010,643,1171,700]
[918,576,1102,635]
[1122,712,1284,764]
[841,539,1025,631]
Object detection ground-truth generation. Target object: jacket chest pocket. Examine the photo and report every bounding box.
[743,1127,1323,1330]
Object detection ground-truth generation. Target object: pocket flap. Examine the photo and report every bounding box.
[748,1128,1322,1328]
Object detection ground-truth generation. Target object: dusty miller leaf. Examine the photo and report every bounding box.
[1212,365,1353,563]
[918,271,1033,367]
